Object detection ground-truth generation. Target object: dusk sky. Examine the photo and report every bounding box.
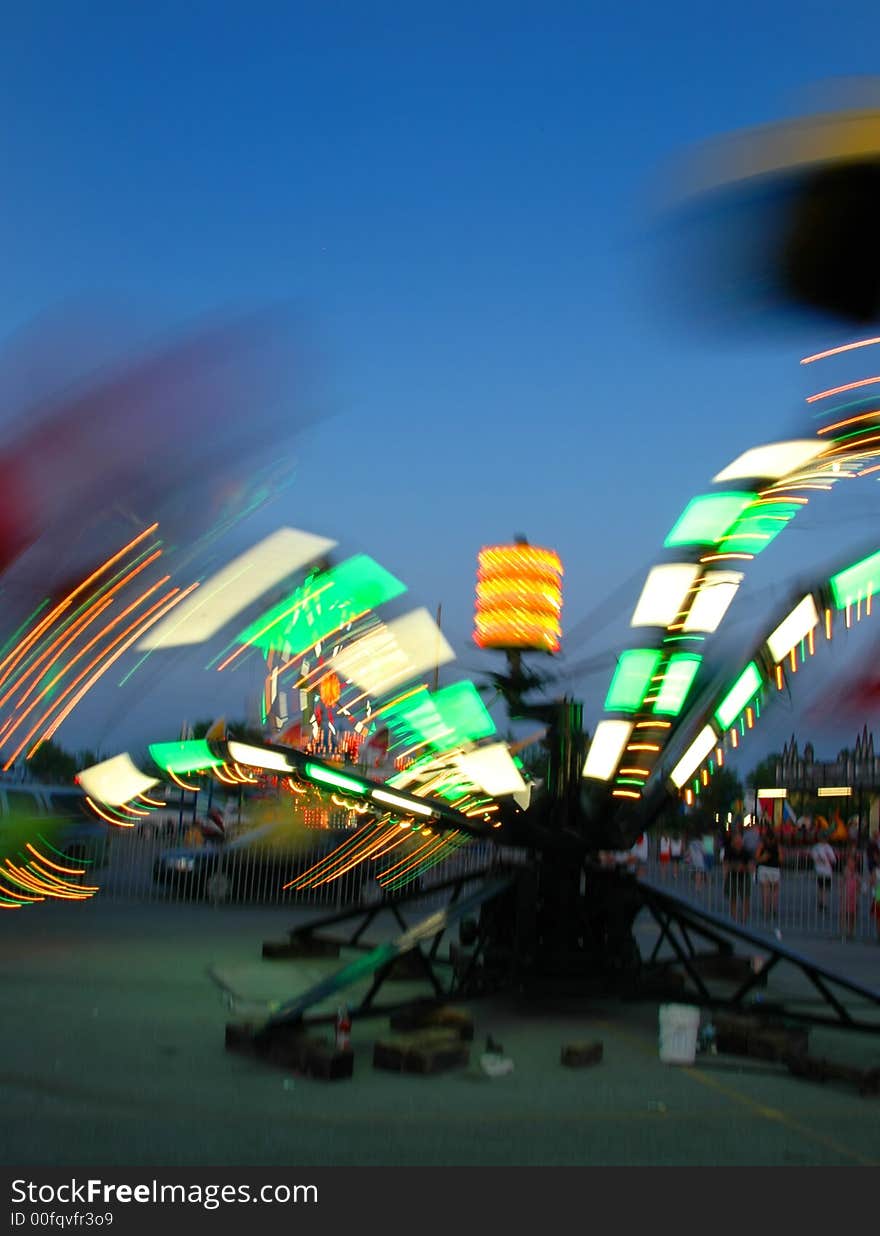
[3,3,880,767]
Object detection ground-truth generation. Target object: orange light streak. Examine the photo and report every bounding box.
[84,796,136,827]
[284,823,384,889]
[806,375,880,403]
[28,860,99,894]
[21,586,197,764]
[801,338,880,364]
[6,597,115,712]
[366,831,409,861]
[25,843,85,875]
[8,548,165,712]
[612,789,641,800]
[817,409,880,435]
[167,770,200,792]
[217,580,334,672]
[0,576,179,763]
[377,833,452,884]
[0,524,159,687]
[5,862,86,899]
[0,873,42,900]
[310,826,400,887]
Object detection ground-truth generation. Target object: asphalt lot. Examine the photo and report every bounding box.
[1,896,879,1167]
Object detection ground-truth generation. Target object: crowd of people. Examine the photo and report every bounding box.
[645,824,880,939]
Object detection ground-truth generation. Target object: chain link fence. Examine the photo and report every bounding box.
[643,844,880,942]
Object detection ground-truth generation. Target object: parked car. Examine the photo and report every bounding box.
[152,826,368,904]
[0,782,110,869]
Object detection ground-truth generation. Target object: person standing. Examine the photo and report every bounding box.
[687,833,706,889]
[670,834,683,881]
[659,835,671,878]
[811,837,837,914]
[755,823,782,926]
[840,852,859,940]
[723,829,754,923]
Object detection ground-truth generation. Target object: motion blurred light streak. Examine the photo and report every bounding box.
[137,527,337,650]
[806,375,880,403]
[829,550,880,608]
[714,662,763,730]
[664,493,754,548]
[303,762,366,794]
[669,725,718,789]
[8,596,116,711]
[630,564,700,628]
[652,654,701,716]
[0,523,159,687]
[225,740,293,772]
[224,555,406,669]
[604,649,662,712]
[378,832,453,885]
[284,823,384,889]
[582,720,634,781]
[372,787,434,817]
[453,744,526,797]
[330,609,455,698]
[77,753,160,806]
[0,576,182,763]
[766,595,820,663]
[802,337,880,364]
[31,584,198,757]
[294,823,395,889]
[713,441,826,482]
[680,570,742,632]
[313,827,402,886]
[149,739,223,775]
[84,796,136,827]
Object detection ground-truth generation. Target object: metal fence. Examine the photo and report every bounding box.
[61,815,880,943]
[642,850,880,943]
[81,824,499,910]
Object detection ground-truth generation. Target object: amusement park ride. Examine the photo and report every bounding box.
[7,100,880,1056]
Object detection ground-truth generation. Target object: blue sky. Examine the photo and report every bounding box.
[3,2,880,764]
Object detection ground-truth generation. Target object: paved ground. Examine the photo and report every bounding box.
[1,897,879,1167]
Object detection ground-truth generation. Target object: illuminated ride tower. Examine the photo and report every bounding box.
[470,540,641,989]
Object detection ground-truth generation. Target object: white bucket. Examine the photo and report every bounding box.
[658,1003,701,1065]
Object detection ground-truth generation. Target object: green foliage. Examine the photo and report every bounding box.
[26,740,77,784]
[748,753,781,792]
[697,766,744,822]
[191,718,265,746]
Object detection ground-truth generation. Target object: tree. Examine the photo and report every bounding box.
[27,740,77,785]
[191,718,265,745]
[748,753,781,795]
[697,767,744,824]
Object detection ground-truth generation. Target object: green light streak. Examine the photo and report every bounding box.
[720,502,801,555]
[303,763,367,795]
[234,555,406,656]
[604,649,662,712]
[830,550,880,608]
[653,653,701,716]
[715,661,762,730]
[664,493,754,548]
[149,740,224,774]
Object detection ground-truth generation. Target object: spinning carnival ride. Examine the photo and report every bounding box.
[8,100,880,1035]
